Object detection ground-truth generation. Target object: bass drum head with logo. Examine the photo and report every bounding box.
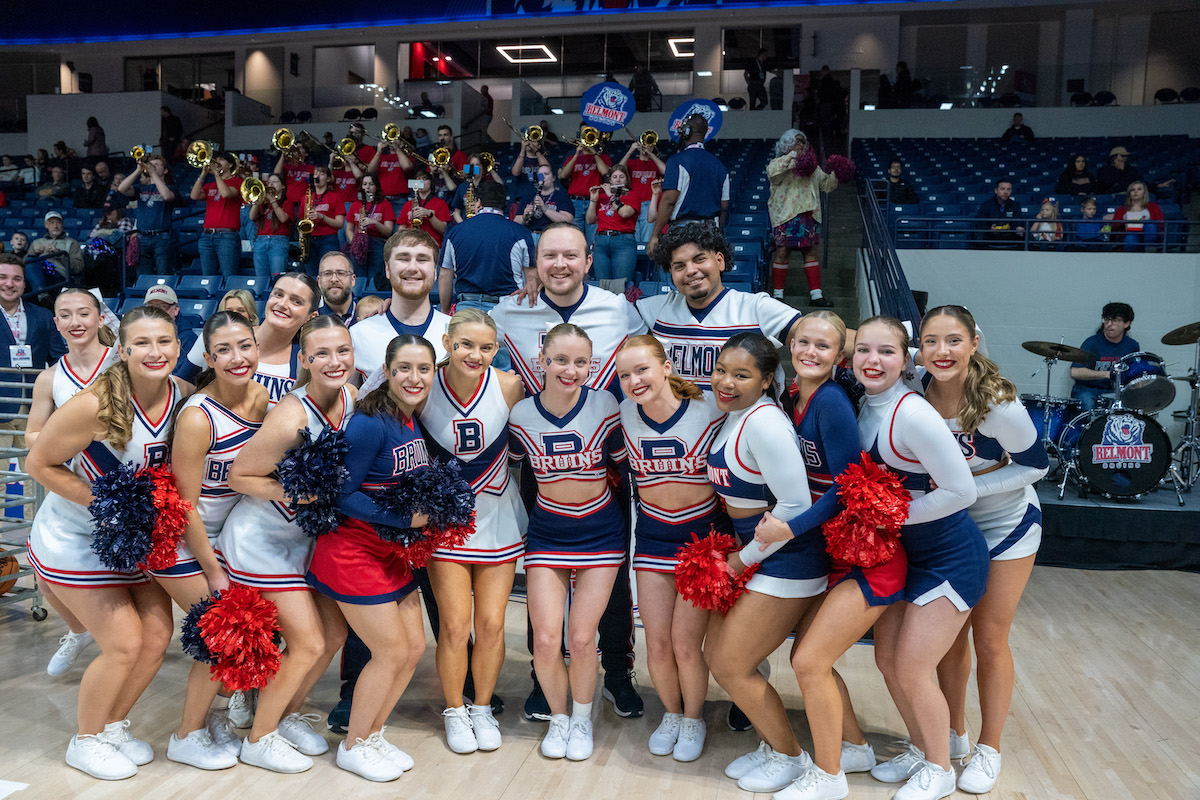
[1071,409,1170,498]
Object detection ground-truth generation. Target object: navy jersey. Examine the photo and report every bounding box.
[338,410,431,528]
[509,386,625,485]
[662,143,731,221]
[781,379,862,536]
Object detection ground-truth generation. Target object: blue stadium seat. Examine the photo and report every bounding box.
[131,274,178,293]
[224,275,272,298]
[175,275,223,299]
[178,299,218,320]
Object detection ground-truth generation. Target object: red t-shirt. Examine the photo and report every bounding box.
[347,200,396,240]
[203,175,243,229]
[257,201,292,236]
[625,157,662,205]
[563,153,611,198]
[355,144,377,165]
[398,196,452,246]
[596,190,638,234]
[309,189,342,237]
[376,154,409,198]
[283,162,314,205]
[330,169,358,207]
[449,150,468,173]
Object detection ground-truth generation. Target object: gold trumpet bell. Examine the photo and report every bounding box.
[241,177,265,204]
[433,148,451,168]
[273,128,295,152]
[130,144,151,161]
[186,139,213,169]
[526,125,544,143]
[382,123,401,142]
[480,152,496,174]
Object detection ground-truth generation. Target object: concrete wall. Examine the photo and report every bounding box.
[851,103,1200,141]
[24,92,218,159]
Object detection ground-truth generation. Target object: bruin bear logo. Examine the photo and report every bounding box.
[596,86,628,111]
[1102,414,1144,446]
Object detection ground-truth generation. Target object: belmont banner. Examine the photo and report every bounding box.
[667,99,723,142]
[579,82,636,132]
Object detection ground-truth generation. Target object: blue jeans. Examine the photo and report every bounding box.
[572,197,596,248]
[1070,383,1108,412]
[198,230,240,277]
[240,205,257,247]
[455,297,512,372]
[355,237,386,290]
[634,200,653,245]
[592,232,636,282]
[303,234,341,277]
[1121,222,1160,253]
[138,231,174,276]
[253,235,289,280]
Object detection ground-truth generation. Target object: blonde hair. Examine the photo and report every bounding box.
[798,310,847,351]
[859,315,910,353]
[220,289,259,326]
[542,322,590,355]
[93,305,177,449]
[919,305,1016,434]
[440,307,498,368]
[293,315,350,388]
[619,335,703,400]
[54,288,116,347]
[355,295,385,321]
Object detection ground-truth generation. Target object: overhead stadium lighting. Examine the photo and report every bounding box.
[668,38,695,58]
[496,44,557,64]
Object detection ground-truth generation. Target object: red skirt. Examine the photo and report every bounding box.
[306,518,416,605]
[827,546,908,606]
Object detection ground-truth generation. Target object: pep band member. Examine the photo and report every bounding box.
[27,306,187,780]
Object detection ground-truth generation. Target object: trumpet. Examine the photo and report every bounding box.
[241,176,266,205]
[130,144,152,162]
[639,130,659,150]
[272,128,295,153]
[479,152,496,175]
[186,139,214,169]
[568,126,602,151]
[432,148,451,169]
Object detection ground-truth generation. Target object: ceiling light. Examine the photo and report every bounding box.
[551,108,564,115]
[864,104,876,110]
[668,38,695,58]
[496,44,557,64]
[432,56,440,62]
[696,70,713,77]
[444,56,452,62]
[717,104,729,111]
[940,102,954,110]
[420,110,438,118]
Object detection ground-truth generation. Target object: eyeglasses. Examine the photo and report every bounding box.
[319,270,354,280]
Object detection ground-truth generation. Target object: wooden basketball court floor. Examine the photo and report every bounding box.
[1,566,1197,800]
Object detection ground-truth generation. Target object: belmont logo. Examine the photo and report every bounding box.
[584,86,631,124]
[1092,414,1152,468]
[670,103,717,137]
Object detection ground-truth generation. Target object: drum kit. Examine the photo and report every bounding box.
[1021,321,1200,505]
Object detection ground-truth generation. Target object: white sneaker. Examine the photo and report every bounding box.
[957,743,1001,794]
[368,728,414,772]
[870,742,925,783]
[100,719,153,765]
[469,704,502,751]
[47,631,93,677]
[227,690,254,728]
[673,717,706,762]
[894,762,956,800]
[950,729,971,760]
[206,708,241,756]
[726,740,772,779]
[66,734,137,780]
[565,716,594,761]
[541,715,569,759]
[737,747,813,792]
[443,706,478,754]
[648,712,682,756]
[773,765,850,800]
[840,740,876,773]
[278,712,328,755]
[336,738,403,782]
[167,728,239,770]
[239,731,313,773]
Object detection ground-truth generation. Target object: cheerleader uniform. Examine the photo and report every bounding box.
[422,367,527,565]
[306,410,429,604]
[705,395,824,599]
[859,381,988,610]
[215,385,352,591]
[620,393,730,573]
[509,386,626,570]
[50,347,118,408]
[28,380,183,588]
[253,348,301,407]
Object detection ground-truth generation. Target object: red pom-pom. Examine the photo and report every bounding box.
[199,586,282,691]
[142,467,192,571]
[793,149,818,178]
[821,452,910,567]
[674,529,758,614]
[431,513,475,553]
[824,154,857,184]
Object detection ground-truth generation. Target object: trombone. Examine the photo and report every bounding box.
[364,123,402,145]
[432,148,452,171]
[301,130,357,169]
[479,152,496,175]
[567,126,602,151]
[501,117,544,145]
[398,141,433,170]
[130,144,152,163]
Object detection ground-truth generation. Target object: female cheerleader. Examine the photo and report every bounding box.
[163,311,270,769]
[25,289,118,678]
[700,332,822,795]
[614,334,727,762]
[26,306,187,780]
[509,323,626,763]
[422,310,525,754]
[919,305,1048,794]
[305,334,436,781]
[218,315,354,774]
[854,316,988,800]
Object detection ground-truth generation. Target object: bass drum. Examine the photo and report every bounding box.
[1059,408,1170,498]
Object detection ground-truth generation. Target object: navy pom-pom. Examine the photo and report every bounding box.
[369,460,477,567]
[180,594,218,665]
[88,462,157,571]
[276,426,350,537]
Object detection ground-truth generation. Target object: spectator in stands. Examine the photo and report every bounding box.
[1095,147,1135,194]
[345,173,396,287]
[93,160,112,190]
[119,154,176,276]
[300,164,345,276]
[0,187,5,208]
[18,155,38,187]
[1070,302,1138,412]
[766,129,840,306]
[400,126,416,149]
[72,166,106,209]
[82,117,108,160]
[398,170,452,248]
[1054,154,1095,196]
[316,251,359,324]
[617,138,666,246]
[0,156,19,186]
[34,149,50,181]
[479,84,495,140]
[586,164,640,294]
[355,293,385,321]
[89,203,133,242]
[1030,198,1063,248]
[190,151,244,278]
[219,288,258,326]
[893,61,914,108]
[510,136,551,184]
[629,64,659,113]
[7,232,29,262]
[414,128,432,149]
[84,205,128,297]
[973,178,1024,249]
[648,114,729,257]
[769,69,785,111]
[1070,196,1108,251]
[28,211,84,282]
[248,173,291,280]
[1110,181,1163,253]
[538,119,560,144]
[512,163,574,246]
[450,153,504,224]
[1000,112,1034,142]
[160,105,183,162]
[37,166,71,199]
[884,158,919,204]
[52,141,79,164]
[745,49,770,111]
[816,66,844,140]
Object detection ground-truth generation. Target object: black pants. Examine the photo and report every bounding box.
[748,82,768,111]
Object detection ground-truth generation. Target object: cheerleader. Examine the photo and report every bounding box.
[305,334,436,781]
[218,315,354,774]
[701,332,822,795]
[918,306,1048,794]
[25,289,118,678]
[422,310,526,754]
[163,311,270,770]
[614,334,726,762]
[854,316,988,800]
[26,306,188,780]
[509,323,626,762]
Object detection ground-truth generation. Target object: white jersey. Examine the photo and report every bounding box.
[620,394,724,490]
[635,288,800,391]
[179,393,262,538]
[490,285,647,397]
[254,351,300,407]
[51,347,118,409]
[509,386,625,485]
[350,305,450,383]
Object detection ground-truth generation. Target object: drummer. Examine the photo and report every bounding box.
[1069,302,1139,411]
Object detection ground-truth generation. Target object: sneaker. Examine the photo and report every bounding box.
[167,728,239,770]
[47,631,93,677]
[672,717,706,762]
[278,712,328,756]
[773,765,850,800]
[524,679,551,722]
[368,728,414,772]
[228,690,254,729]
[957,743,1001,794]
[601,670,643,718]
[809,296,834,308]
[541,715,569,759]
[727,702,753,732]
[726,740,772,779]
[206,708,241,757]
[869,743,925,783]
[327,695,352,734]
[465,678,505,715]
[894,762,956,800]
[66,734,137,780]
[443,706,478,754]
[239,731,313,773]
[648,712,681,756]
[100,720,153,766]
[565,716,594,761]
[469,704,502,751]
[950,729,971,761]
[336,738,403,782]
[840,740,876,773]
[737,747,814,793]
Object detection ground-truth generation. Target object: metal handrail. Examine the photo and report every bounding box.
[857,180,921,328]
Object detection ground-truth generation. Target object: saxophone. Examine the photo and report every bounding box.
[464,179,476,218]
[297,184,314,262]
[410,190,424,228]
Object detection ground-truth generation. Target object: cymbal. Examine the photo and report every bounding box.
[1161,321,1200,346]
[1022,341,1095,363]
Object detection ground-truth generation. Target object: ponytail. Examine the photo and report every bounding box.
[93,360,135,449]
[959,353,1017,434]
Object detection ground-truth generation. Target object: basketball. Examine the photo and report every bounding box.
[0,553,18,595]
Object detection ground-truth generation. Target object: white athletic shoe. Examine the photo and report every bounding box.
[737,747,813,793]
[278,712,328,755]
[673,717,706,763]
[167,728,239,770]
[239,731,313,773]
[337,738,403,782]
[541,715,569,759]
[840,740,876,773]
[726,740,773,779]
[565,716,594,761]
[469,704,502,751]
[773,764,850,800]
[443,706,478,754]
[206,708,241,756]
[66,734,137,780]
[950,729,971,760]
[869,742,925,783]
[100,719,153,765]
[957,743,1001,794]
[367,728,414,771]
[47,631,93,677]
[227,690,254,728]
[648,712,682,756]
[894,762,956,800]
